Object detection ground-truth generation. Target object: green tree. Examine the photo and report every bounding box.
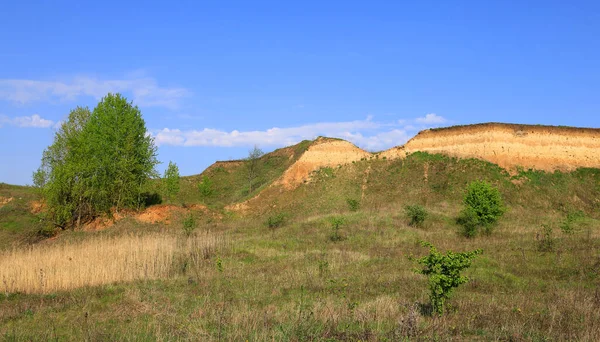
[163,161,181,201]
[246,145,264,193]
[414,242,482,315]
[198,176,213,196]
[457,180,505,237]
[34,106,92,227]
[34,94,158,228]
[82,93,158,213]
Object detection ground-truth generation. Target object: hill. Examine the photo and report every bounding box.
[1,123,600,340]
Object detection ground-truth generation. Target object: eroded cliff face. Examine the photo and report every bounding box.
[397,123,600,172]
[276,137,371,188]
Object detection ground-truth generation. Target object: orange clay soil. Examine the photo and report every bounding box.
[395,123,600,172]
[275,137,371,189]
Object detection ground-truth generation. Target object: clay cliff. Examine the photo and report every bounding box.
[394,123,600,172]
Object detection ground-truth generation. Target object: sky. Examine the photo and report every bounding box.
[1,1,599,185]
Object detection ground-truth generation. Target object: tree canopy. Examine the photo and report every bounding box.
[34,93,159,228]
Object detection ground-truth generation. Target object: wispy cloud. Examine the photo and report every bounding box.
[0,74,190,109]
[0,114,54,128]
[415,113,447,125]
[152,114,449,151]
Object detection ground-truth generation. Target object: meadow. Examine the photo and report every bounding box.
[1,152,599,341]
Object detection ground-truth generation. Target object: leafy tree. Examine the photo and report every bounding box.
[34,106,92,227]
[457,180,505,237]
[414,242,482,315]
[34,94,159,228]
[163,161,180,200]
[82,93,158,213]
[246,145,264,193]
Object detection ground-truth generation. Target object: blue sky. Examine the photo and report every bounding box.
[1,1,599,185]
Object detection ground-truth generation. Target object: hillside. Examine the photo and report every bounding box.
[1,123,600,340]
[192,123,600,213]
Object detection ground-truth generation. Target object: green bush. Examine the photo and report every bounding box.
[182,213,196,237]
[457,180,505,237]
[404,205,428,227]
[266,213,286,229]
[328,217,345,242]
[346,198,360,212]
[197,176,214,197]
[414,241,482,315]
[537,224,555,252]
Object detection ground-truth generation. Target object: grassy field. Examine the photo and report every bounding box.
[1,151,599,341]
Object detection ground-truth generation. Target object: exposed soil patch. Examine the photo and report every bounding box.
[0,196,13,208]
[30,200,45,214]
[402,123,600,172]
[276,138,371,189]
[135,205,185,224]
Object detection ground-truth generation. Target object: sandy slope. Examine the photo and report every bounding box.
[275,137,371,189]
[398,123,600,172]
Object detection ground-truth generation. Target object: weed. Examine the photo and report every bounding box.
[266,213,286,230]
[182,213,197,237]
[328,217,346,242]
[537,224,555,252]
[346,198,360,212]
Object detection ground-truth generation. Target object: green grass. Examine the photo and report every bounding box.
[2,153,600,340]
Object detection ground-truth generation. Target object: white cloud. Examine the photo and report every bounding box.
[0,74,190,109]
[152,114,449,151]
[415,113,447,125]
[0,114,54,128]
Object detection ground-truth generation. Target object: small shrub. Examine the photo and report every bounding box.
[560,210,584,235]
[266,213,286,230]
[182,213,197,237]
[457,207,480,238]
[328,217,345,242]
[414,241,482,315]
[537,224,555,252]
[346,198,360,212]
[197,176,213,197]
[404,205,428,227]
[458,181,505,237]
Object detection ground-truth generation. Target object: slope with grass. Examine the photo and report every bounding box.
[2,124,600,340]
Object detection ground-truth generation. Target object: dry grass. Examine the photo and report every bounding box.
[0,232,225,294]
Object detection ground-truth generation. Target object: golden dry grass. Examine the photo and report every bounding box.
[0,232,225,294]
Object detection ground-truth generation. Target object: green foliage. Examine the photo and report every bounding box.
[346,198,360,212]
[266,213,286,230]
[246,145,264,193]
[163,161,180,200]
[34,94,159,228]
[182,213,197,237]
[414,242,482,315]
[197,176,214,197]
[537,224,555,252]
[404,205,428,227]
[458,181,505,237]
[560,210,584,235]
[328,217,345,242]
[457,207,480,238]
